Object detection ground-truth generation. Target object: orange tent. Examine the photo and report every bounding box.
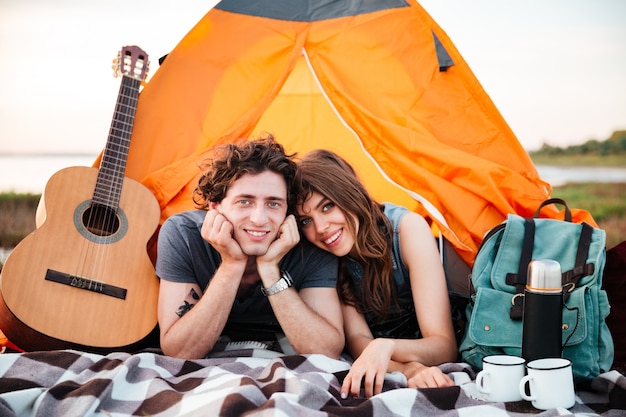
[111,0,594,266]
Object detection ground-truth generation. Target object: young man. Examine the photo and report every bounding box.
[156,135,344,359]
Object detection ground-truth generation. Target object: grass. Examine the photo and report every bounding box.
[0,193,40,248]
[530,153,626,167]
[549,182,626,249]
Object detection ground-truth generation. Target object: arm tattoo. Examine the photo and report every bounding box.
[175,288,200,317]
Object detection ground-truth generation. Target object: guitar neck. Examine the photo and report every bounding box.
[94,75,141,208]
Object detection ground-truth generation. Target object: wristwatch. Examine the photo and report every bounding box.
[261,270,294,296]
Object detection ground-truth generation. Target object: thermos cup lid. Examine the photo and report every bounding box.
[527,259,562,293]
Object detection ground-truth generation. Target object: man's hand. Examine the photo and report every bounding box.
[257,214,300,268]
[201,209,247,264]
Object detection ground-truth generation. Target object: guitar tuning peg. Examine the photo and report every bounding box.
[111,55,121,78]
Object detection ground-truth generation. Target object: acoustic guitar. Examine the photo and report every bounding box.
[0,46,160,352]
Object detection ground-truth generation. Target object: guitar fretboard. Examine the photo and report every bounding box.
[94,75,141,208]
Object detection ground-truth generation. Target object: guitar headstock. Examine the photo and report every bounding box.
[112,45,149,81]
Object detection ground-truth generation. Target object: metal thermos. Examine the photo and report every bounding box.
[521,259,563,362]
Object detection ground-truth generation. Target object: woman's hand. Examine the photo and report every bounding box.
[341,338,395,398]
[399,361,454,389]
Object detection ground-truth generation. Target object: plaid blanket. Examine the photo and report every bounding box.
[0,349,624,417]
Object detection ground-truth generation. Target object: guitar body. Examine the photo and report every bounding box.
[0,166,160,351]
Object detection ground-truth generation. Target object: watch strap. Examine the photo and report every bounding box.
[261,270,293,296]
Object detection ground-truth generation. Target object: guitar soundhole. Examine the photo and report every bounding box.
[74,200,128,244]
[82,203,120,237]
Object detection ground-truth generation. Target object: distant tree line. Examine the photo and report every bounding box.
[530,130,626,156]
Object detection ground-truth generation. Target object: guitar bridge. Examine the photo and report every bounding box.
[45,269,127,300]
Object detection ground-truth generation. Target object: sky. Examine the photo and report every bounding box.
[0,0,625,154]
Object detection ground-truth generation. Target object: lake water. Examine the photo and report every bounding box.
[536,165,626,187]
[0,248,10,265]
[0,154,99,194]
[1,154,626,193]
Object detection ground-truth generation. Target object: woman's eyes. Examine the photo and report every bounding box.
[298,202,334,227]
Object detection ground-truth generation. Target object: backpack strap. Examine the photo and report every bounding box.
[505,218,535,320]
[533,198,572,222]
[562,222,595,301]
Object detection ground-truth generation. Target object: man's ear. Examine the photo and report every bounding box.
[209,202,218,210]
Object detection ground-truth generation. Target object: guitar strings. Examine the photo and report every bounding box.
[76,53,142,288]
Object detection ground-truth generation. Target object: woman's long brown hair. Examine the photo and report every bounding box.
[296,149,395,319]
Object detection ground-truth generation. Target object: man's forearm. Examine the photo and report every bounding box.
[265,288,344,358]
[161,265,243,359]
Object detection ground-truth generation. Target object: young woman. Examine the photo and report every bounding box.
[295,149,458,398]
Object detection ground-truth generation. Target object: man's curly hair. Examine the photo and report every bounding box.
[193,134,298,214]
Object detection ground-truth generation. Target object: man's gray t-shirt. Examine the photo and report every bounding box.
[156,209,339,331]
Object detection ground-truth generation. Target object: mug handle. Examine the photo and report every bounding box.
[519,375,535,401]
[475,370,490,394]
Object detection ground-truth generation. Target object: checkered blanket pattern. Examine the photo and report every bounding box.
[0,349,624,416]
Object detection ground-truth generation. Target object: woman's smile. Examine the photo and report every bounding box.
[322,228,343,247]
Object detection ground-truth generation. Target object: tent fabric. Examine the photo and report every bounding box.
[108,0,597,266]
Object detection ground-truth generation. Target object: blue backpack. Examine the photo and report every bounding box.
[459,198,614,382]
